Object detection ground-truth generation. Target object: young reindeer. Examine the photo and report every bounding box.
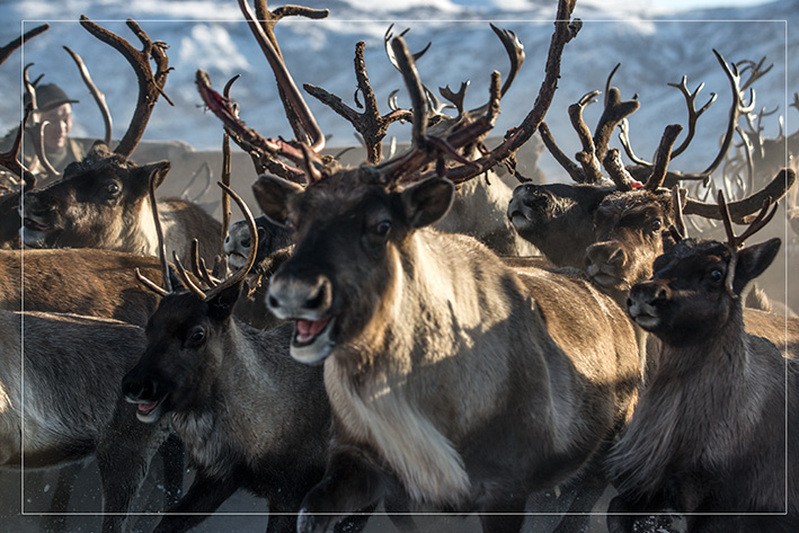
[122,184,374,533]
[205,1,639,530]
[20,17,221,262]
[607,192,799,532]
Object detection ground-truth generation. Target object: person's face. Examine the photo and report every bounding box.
[41,103,72,150]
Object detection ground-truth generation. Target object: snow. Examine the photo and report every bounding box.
[0,0,795,180]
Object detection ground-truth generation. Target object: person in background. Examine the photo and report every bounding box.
[0,83,84,178]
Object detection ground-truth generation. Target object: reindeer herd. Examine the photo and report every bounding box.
[0,0,798,532]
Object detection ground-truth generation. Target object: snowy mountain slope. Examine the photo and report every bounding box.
[0,0,795,178]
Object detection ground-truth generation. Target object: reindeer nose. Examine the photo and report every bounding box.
[629,280,670,307]
[121,372,158,402]
[267,274,333,320]
[586,242,627,269]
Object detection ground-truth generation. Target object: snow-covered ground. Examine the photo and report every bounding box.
[0,0,796,179]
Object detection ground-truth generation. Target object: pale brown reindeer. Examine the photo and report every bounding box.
[607,192,799,532]
[509,50,756,267]
[122,183,378,533]
[201,2,641,532]
[20,17,221,262]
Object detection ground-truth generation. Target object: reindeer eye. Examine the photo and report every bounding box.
[106,182,121,196]
[709,269,724,283]
[650,219,662,232]
[374,220,391,236]
[186,326,206,346]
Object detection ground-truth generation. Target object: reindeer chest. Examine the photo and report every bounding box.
[324,357,472,506]
[171,410,240,479]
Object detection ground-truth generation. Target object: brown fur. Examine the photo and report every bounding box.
[609,237,799,532]
[259,172,641,532]
[0,248,162,326]
[20,144,221,262]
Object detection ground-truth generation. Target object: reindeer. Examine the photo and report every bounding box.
[607,192,799,532]
[200,1,640,531]
[0,306,172,532]
[122,182,376,533]
[509,50,758,267]
[20,18,221,262]
[0,248,164,325]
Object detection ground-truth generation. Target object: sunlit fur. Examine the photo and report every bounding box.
[608,238,799,532]
[263,171,641,523]
[508,182,616,268]
[21,145,221,262]
[0,248,162,326]
[0,310,168,531]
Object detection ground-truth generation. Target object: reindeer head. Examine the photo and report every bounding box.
[199,0,579,364]
[508,182,615,268]
[21,143,169,250]
[123,182,256,423]
[628,191,781,346]
[256,170,454,364]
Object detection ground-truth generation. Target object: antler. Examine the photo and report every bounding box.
[669,186,688,242]
[238,0,326,152]
[79,16,173,158]
[304,41,413,163]
[135,163,172,297]
[63,46,113,145]
[22,64,60,179]
[171,183,259,301]
[0,106,36,190]
[718,189,778,297]
[0,24,48,66]
[620,50,752,185]
[644,124,683,191]
[409,0,581,184]
[683,168,795,223]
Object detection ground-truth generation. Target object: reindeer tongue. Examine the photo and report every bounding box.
[137,401,158,414]
[295,318,331,344]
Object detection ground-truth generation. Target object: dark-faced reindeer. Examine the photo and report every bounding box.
[122,183,374,533]
[20,18,221,262]
[607,191,799,532]
[202,1,640,531]
[509,50,756,267]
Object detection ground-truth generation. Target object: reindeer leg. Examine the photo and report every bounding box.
[158,434,185,507]
[96,402,168,533]
[42,462,83,532]
[478,496,527,533]
[297,447,386,533]
[152,472,240,533]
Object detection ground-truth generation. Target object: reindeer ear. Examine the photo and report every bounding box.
[253,175,303,228]
[140,160,171,189]
[732,237,781,294]
[207,282,241,322]
[400,177,454,229]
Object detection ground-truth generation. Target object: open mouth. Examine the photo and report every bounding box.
[631,314,660,330]
[227,251,247,270]
[23,217,51,232]
[290,317,336,364]
[293,317,333,347]
[127,395,168,424]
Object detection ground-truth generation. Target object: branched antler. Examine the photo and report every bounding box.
[79,16,173,157]
[304,41,413,163]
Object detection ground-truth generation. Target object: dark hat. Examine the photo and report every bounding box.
[23,83,79,113]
